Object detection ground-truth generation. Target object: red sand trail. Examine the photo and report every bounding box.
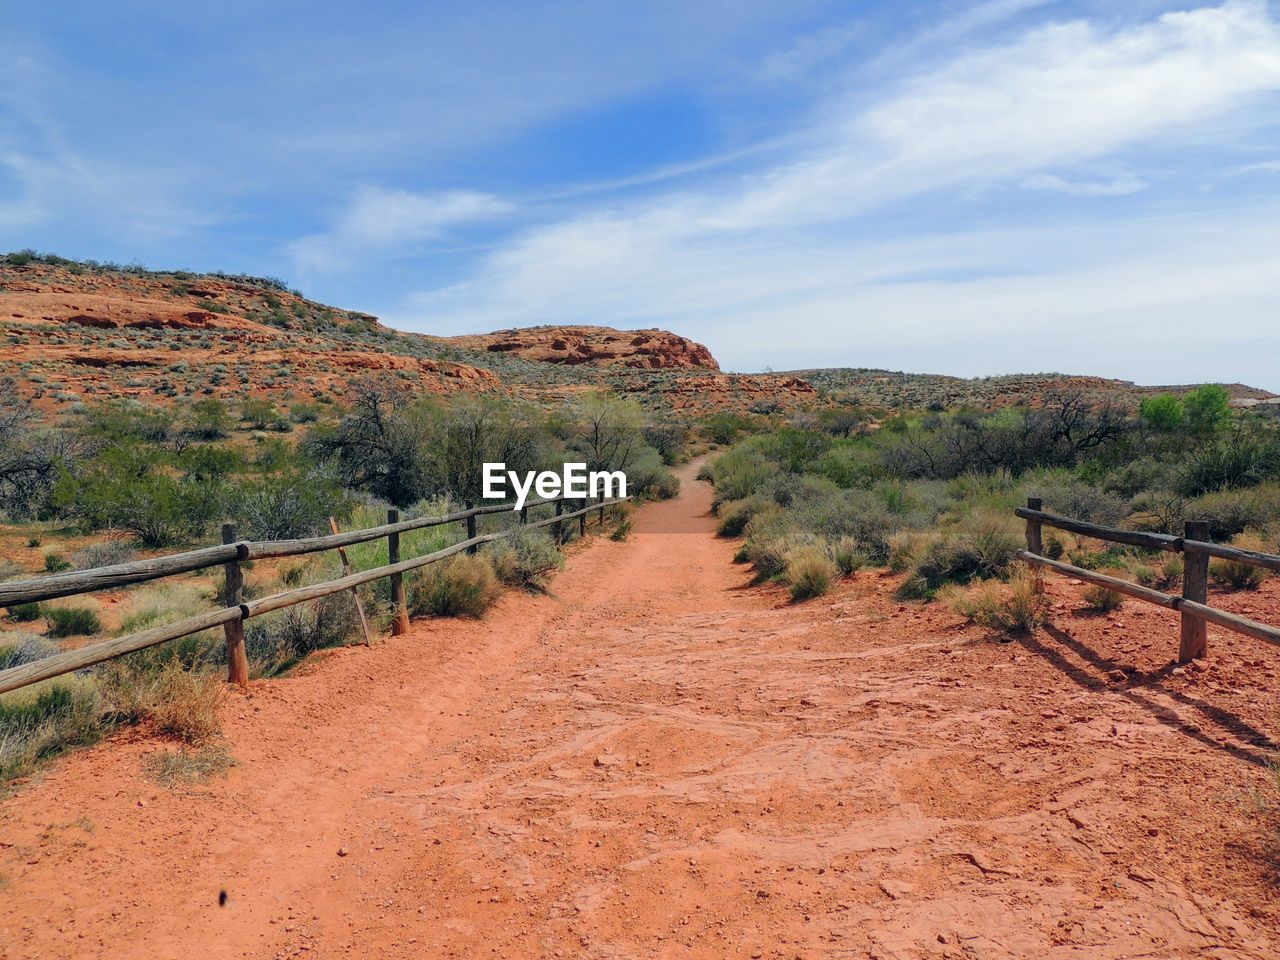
[3,460,1279,959]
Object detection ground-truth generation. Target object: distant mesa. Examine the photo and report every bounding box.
[443,325,720,371]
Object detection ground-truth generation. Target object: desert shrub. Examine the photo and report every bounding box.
[488,530,563,590]
[6,602,42,623]
[829,536,866,576]
[716,495,773,537]
[53,447,226,547]
[43,552,71,573]
[0,633,57,668]
[1025,476,1128,526]
[1082,583,1125,611]
[0,677,102,781]
[1188,485,1280,541]
[117,584,213,637]
[233,465,350,540]
[1210,532,1272,590]
[71,539,137,570]
[784,546,839,600]
[44,603,102,637]
[244,591,366,673]
[945,569,1049,635]
[743,530,819,580]
[410,554,500,618]
[98,656,222,743]
[897,513,1020,599]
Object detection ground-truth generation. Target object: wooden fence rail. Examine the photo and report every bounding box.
[0,495,627,696]
[1017,497,1280,663]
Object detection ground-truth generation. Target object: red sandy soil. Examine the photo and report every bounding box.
[3,462,1280,959]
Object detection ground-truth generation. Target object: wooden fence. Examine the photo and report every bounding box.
[1017,497,1280,662]
[0,494,626,696]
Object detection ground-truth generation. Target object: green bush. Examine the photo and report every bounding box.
[410,554,500,618]
[43,552,71,573]
[44,604,102,637]
[6,602,42,623]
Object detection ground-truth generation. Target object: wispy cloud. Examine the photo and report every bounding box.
[1021,173,1148,196]
[406,1,1280,318]
[287,186,511,273]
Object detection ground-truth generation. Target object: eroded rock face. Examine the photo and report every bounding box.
[446,326,720,371]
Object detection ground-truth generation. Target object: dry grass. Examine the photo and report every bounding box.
[784,546,839,601]
[1082,582,1126,612]
[144,742,234,787]
[99,657,223,744]
[411,554,501,618]
[1210,531,1272,591]
[944,569,1050,635]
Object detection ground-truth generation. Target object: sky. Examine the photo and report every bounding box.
[3,1,1280,387]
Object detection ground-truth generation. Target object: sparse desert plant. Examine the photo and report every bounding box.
[43,552,71,573]
[1082,582,1125,612]
[784,545,839,601]
[44,603,102,637]
[98,656,222,743]
[488,530,563,590]
[410,554,500,618]
[71,539,137,570]
[0,676,102,781]
[0,633,57,668]
[144,743,235,787]
[1210,531,1272,590]
[244,590,368,674]
[829,536,866,576]
[6,602,42,623]
[945,570,1049,635]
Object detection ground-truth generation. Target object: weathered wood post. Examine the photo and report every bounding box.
[1180,520,1210,662]
[388,508,409,636]
[579,499,587,539]
[597,491,606,525]
[553,498,564,545]
[1024,497,1044,594]
[520,503,528,526]
[466,501,478,555]
[221,523,249,687]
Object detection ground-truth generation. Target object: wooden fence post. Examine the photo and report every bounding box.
[553,498,564,545]
[597,491,606,525]
[520,504,528,526]
[221,523,249,687]
[1180,520,1210,662]
[1024,497,1044,594]
[466,501,478,555]
[579,499,587,539]
[388,509,408,636]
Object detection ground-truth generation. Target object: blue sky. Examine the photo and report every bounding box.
[4,1,1280,387]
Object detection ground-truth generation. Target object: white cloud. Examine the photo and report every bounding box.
[1021,173,1148,196]
[287,186,511,273]
[394,2,1280,388]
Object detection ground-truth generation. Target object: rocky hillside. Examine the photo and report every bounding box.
[443,325,718,370]
[0,253,808,419]
[789,368,1275,411]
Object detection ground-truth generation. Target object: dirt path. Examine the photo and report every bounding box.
[3,461,1280,959]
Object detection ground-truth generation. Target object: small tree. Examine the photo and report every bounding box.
[1183,385,1231,435]
[306,379,434,508]
[1139,394,1184,432]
